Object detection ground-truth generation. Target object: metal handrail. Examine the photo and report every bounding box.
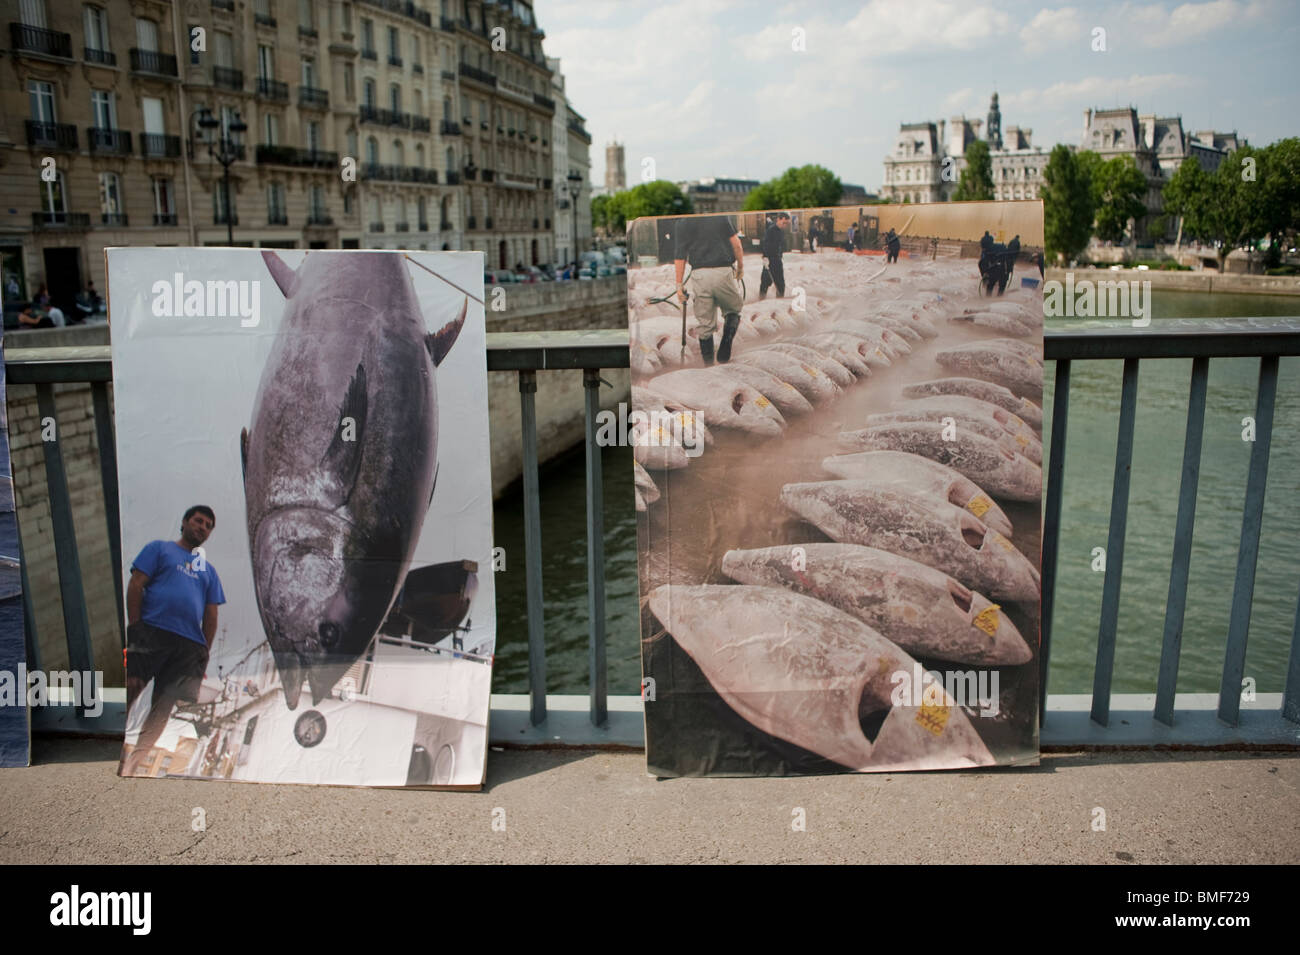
[7,321,1300,743]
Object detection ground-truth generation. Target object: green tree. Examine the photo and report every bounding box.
[1041,144,1096,263]
[1164,147,1269,270]
[1091,155,1149,244]
[602,180,692,234]
[952,140,994,201]
[1258,138,1300,265]
[742,165,842,210]
[591,194,610,232]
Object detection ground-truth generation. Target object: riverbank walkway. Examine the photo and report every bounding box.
[3,738,1295,864]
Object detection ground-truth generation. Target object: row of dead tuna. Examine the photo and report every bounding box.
[635,257,1046,771]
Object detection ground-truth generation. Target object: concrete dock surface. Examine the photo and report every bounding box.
[1,739,1297,864]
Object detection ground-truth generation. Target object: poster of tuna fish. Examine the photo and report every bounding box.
[628,202,1045,776]
[107,249,495,788]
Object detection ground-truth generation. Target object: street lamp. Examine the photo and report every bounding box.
[567,170,582,274]
[194,106,247,245]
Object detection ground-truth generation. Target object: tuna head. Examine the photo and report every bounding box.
[251,508,397,710]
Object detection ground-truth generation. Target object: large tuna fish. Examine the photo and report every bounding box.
[947,311,1033,336]
[645,368,786,436]
[936,344,1043,400]
[780,480,1041,602]
[720,544,1032,665]
[734,350,841,404]
[633,461,660,512]
[799,333,878,375]
[759,343,855,387]
[713,362,814,417]
[887,397,1044,464]
[243,251,466,709]
[820,450,1014,537]
[647,584,995,771]
[903,377,1043,430]
[836,420,1041,503]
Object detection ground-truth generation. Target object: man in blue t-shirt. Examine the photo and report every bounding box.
[120,505,226,777]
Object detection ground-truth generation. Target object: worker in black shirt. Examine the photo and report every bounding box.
[759,212,790,299]
[674,214,745,365]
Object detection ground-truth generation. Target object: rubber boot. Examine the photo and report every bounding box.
[699,334,715,366]
[716,313,740,363]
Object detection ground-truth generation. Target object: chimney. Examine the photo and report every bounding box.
[938,119,946,151]
[1083,108,1093,143]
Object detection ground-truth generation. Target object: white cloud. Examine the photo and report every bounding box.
[1018,6,1086,51]
[941,86,976,113]
[1112,0,1275,48]
[1001,72,1196,111]
[844,0,1014,53]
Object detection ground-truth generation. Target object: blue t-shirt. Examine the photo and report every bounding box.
[131,540,226,646]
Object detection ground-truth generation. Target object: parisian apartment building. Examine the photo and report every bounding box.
[2,0,591,315]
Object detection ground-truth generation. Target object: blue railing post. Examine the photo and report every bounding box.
[1218,354,1279,726]
[1155,356,1209,726]
[1091,357,1140,727]
[34,383,95,712]
[582,369,608,727]
[91,381,124,642]
[1039,359,1070,721]
[517,369,547,725]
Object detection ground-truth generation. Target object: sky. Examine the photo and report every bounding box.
[535,0,1300,193]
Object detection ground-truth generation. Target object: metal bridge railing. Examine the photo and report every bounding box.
[7,322,1300,748]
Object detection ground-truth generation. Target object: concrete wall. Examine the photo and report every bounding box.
[1045,267,1300,296]
[5,277,630,678]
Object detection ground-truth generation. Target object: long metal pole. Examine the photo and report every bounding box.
[224,156,233,245]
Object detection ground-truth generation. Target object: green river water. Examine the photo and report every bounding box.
[490,289,1300,697]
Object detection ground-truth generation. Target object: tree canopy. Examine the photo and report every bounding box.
[952,140,994,201]
[1163,145,1271,269]
[596,180,692,234]
[742,165,842,211]
[1088,154,1149,244]
[1041,144,1096,263]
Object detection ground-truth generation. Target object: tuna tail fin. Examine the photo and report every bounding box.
[426,298,467,367]
[240,427,249,485]
[320,364,368,493]
[262,250,298,298]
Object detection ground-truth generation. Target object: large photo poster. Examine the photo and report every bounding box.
[629,202,1045,776]
[108,249,494,788]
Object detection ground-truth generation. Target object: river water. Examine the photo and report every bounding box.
[491,289,1300,697]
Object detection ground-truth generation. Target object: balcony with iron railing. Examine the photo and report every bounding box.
[412,116,430,133]
[357,0,432,28]
[459,62,497,87]
[10,22,72,58]
[360,47,377,60]
[359,105,412,128]
[299,25,318,38]
[84,47,115,66]
[87,127,132,155]
[482,169,495,183]
[256,145,339,168]
[445,170,461,185]
[298,86,329,109]
[153,213,178,226]
[211,0,235,9]
[100,212,128,226]
[254,13,277,27]
[467,215,477,229]
[306,211,334,226]
[140,133,181,159]
[417,220,429,232]
[213,210,239,225]
[440,119,461,135]
[25,121,78,151]
[256,76,289,101]
[395,221,409,232]
[31,211,90,229]
[213,66,243,90]
[267,212,288,226]
[130,48,178,77]
[388,54,402,67]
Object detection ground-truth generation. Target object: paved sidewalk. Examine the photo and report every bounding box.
[1,739,1297,864]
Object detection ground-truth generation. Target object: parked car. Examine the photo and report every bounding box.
[490,269,519,284]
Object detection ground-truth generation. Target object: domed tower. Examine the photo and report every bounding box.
[987,92,1002,150]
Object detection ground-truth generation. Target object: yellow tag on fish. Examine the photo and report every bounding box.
[974,605,1001,636]
[754,395,771,408]
[916,702,950,736]
[1015,433,1029,448]
[801,364,821,378]
[994,532,1015,552]
[968,495,991,518]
